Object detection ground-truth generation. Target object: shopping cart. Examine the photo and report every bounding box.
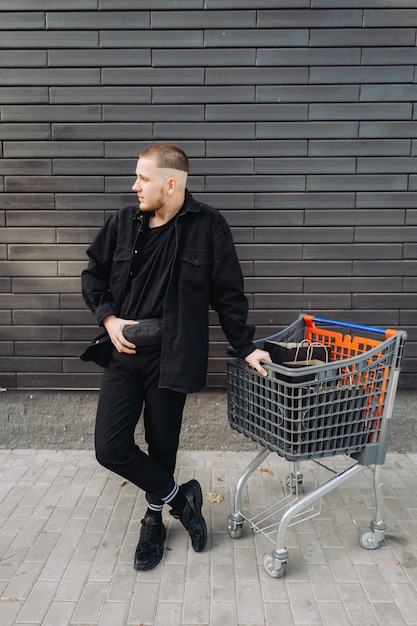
[227,314,407,578]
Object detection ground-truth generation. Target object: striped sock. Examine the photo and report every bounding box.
[146,502,164,520]
[162,483,186,511]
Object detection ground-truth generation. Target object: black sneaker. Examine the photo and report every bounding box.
[169,479,207,552]
[134,515,167,571]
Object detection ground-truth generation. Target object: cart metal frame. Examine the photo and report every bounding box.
[227,314,407,578]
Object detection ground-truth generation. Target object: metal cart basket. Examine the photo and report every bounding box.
[227,314,407,578]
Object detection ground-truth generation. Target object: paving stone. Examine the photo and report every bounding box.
[306,563,341,602]
[54,561,91,602]
[236,580,266,623]
[316,601,351,626]
[128,580,159,625]
[211,563,235,602]
[210,602,239,626]
[71,580,108,624]
[38,546,74,582]
[183,580,210,624]
[153,601,183,626]
[15,580,58,624]
[97,601,129,626]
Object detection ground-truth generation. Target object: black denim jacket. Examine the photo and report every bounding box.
[80,190,256,393]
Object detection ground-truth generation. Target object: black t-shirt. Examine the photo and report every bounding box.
[121,218,176,320]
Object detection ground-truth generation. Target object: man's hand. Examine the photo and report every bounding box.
[245,348,272,377]
[103,315,138,354]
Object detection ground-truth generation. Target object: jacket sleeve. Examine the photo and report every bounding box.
[81,213,119,326]
[209,212,256,358]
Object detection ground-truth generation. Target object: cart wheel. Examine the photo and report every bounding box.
[286,474,302,495]
[227,516,243,539]
[359,528,380,550]
[263,553,285,578]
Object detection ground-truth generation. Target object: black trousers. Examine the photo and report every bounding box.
[94,347,186,506]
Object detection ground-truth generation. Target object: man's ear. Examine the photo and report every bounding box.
[167,177,177,194]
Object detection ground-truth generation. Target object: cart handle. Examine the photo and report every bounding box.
[304,314,398,339]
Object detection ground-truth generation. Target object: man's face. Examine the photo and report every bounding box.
[132,157,166,212]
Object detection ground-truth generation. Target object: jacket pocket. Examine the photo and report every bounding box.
[110,244,132,288]
[179,248,212,291]
[112,245,131,263]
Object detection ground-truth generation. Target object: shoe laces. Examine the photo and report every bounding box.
[140,516,163,544]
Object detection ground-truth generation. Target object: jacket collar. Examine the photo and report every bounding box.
[178,189,203,216]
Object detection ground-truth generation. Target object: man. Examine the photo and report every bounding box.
[81,143,271,571]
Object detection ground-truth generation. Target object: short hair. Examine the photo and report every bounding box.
[139,143,189,173]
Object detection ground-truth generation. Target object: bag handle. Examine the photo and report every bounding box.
[293,340,330,364]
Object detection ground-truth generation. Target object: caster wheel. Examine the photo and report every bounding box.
[286,474,302,495]
[359,528,380,550]
[263,553,285,578]
[227,516,243,539]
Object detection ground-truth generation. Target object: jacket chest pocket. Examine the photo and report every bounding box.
[111,245,132,286]
[179,248,212,291]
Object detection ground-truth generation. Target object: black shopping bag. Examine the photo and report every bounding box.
[263,339,331,367]
[263,339,332,383]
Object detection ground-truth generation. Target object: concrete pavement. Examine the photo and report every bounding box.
[1,448,417,626]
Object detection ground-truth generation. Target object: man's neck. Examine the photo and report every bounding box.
[149,197,185,228]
